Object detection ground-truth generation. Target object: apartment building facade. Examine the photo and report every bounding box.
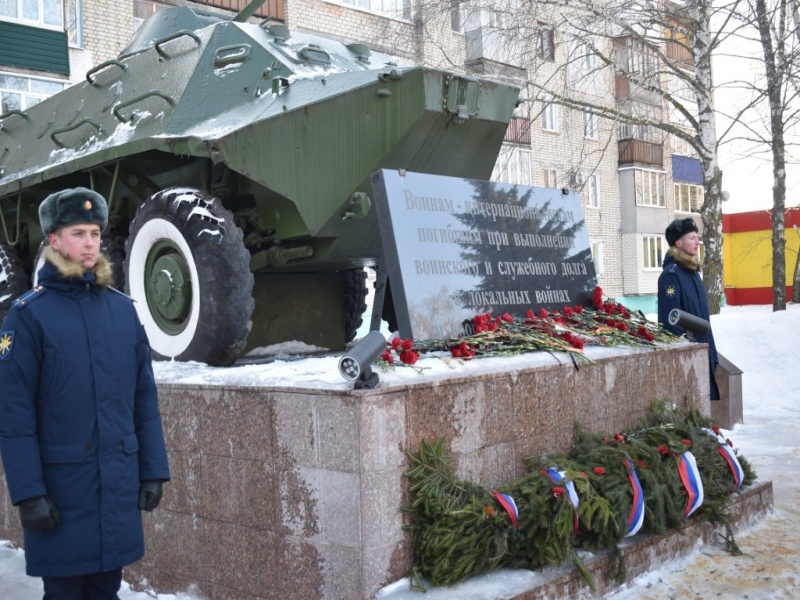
[1,0,705,312]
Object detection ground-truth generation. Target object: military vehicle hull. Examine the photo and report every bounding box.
[0,4,519,365]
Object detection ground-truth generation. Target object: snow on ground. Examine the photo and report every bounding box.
[2,304,799,599]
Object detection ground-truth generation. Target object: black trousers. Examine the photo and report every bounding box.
[42,568,122,600]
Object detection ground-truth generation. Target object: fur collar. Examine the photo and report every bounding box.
[44,246,114,286]
[666,246,702,272]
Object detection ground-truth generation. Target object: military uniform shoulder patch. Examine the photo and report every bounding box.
[12,286,46,309]
[0,330,14,360]
[665,285,676,298]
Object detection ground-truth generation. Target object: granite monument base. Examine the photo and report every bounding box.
[0,344,767,599]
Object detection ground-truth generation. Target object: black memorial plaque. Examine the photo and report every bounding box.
[371,169,597,340]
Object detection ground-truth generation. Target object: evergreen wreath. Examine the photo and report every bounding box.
[404,403,756,591]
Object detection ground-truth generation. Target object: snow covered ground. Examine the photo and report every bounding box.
[1,304,798,599]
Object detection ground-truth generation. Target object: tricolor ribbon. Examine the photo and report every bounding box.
[702,428,744,492]
[623,459,645,537]
[492,491,519,530]
[542,467,579,537]
[677,451,704,517]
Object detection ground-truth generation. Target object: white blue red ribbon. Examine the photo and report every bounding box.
[542,467,579,537]
[492,491,519,529]
[623,459,645,537]
[677,451,704,517]
[702,428,744,492]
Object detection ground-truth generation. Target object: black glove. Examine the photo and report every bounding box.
[138,480,164,511]
[19,496,61,533]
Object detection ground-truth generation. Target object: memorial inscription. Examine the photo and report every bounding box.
[372,170,597,340]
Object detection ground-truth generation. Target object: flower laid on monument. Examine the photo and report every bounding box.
[404,404,756,592]
[380,337,420,366]
[378,287,678,371]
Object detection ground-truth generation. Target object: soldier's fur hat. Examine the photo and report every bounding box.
[39,187,108,235]
[665,217,699,247]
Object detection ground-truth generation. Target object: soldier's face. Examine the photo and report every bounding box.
[50,224,102,270]
[675,231,700,256]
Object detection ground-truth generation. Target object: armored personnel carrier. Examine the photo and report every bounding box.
[0,0,520,365]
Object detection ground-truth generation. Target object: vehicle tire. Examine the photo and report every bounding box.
[124,188,255,366]
[343,268,368,342]
[32,236,125,288]
[0,242,29,323]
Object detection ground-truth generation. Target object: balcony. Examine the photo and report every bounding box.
[465,27,527,80]
[505,117,531,144]
[618,138,663,167]
[666,39,694,68]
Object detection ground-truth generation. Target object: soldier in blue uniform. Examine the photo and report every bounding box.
[657,217,720,400]
[0,188,170,599]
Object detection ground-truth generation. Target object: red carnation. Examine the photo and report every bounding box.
[500,312,513,323]
[401,338,413,351]
[563,306,574,316]
[614,433,625,443]
[552,486,565,499]
[391,338,402,350]
[539,308,549,318]
[400,350,419,365]
[574,305,584,314]
[681,438,692,446]
[381,350,394,364]
[658,445,670,456]
[637,460,647,469]
[593,467,606,476]
[712,425,721,435]
[593,286,603,308]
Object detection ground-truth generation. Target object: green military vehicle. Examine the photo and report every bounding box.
[0,0,519,365]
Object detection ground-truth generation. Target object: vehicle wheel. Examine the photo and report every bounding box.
[124,188,255,366]
[0,242,29,323]
[343,268,368,342]
[33,236,125,288]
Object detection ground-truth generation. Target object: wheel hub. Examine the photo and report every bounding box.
[144,241,192,333]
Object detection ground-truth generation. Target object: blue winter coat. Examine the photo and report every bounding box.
[0,252,170,577]
[657,248,720,400]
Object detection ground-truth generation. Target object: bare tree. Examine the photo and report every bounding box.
[366,0,742,312]
[720,0,800,310]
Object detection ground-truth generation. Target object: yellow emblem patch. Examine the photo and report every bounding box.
[0,331,13,360]
[665,285,676,298]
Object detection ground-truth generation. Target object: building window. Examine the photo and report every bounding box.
[584,111,598,140]
[544,167,559,188]
[584,174,600,208]
[451,0,462,31]
[134,0,167,31]
[672,130,697,157]
[590,241,604,275]
[537,23,554,60]
[492,144,532,185]
[0,72,65,113]
[642,235,664,270]
[634,169,666,207]
[625,40,658,76]
[674,182,703,213]
[542,97,558,132]
[336,0,411,20]
[1,0,66,27]
[65,0,82,46]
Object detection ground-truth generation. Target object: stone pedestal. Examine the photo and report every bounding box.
[0,344,715,599]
